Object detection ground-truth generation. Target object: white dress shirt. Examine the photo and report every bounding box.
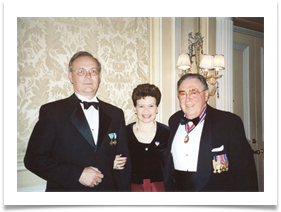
[75,93,99,145]
[171,120,205,172]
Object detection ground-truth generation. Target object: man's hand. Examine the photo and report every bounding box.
[79,167,104,187]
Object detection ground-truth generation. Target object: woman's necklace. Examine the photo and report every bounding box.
[135,121,156,133]
[134,121,156,144]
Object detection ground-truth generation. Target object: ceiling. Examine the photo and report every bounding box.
[233,17,264,33]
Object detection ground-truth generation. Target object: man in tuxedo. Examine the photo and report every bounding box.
[24,51,131,191]
[164,73,258,192]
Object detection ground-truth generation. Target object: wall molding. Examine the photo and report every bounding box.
[170,17,177,114]
[216,17,233,112]
[174,17,182,112]
[149,17,162,122]
[17,153,25,171]
[233,42,251,141]
[233,26,264,38]
[17,184,45,192]
[261,47,264,141]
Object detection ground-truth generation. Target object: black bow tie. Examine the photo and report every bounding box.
[81,101,99,110]
[180,116,199,126]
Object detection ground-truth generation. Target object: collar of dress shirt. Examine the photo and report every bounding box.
[75,92,99,103]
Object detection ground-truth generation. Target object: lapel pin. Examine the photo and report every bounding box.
[155,141,160,146]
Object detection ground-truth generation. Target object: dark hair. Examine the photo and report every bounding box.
[177,73,208,91]
[132,83,161,107]
[68,51,101,72]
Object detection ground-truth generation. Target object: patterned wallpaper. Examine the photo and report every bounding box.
[17,17,150,154]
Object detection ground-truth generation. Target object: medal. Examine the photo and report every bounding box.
[108,133,117,146]
[110,140,114,146]
[184,134,189,143]
[212,154,229,173]
[183,105,207,144]
[222,154,229,171]
[212,160,219,173]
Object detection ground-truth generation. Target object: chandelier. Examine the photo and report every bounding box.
[176,32,225,98]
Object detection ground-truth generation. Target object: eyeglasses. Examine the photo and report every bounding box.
[178,88,207,100]
[74,68,99,77]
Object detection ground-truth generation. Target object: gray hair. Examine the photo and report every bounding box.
[68,51,101,73]
[177,73,209,91]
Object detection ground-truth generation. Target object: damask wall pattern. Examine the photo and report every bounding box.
[17,17,150,154]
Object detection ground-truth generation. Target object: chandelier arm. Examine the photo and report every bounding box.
[178,31,224,98]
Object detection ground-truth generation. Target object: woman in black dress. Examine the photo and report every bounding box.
[114,83,170,192]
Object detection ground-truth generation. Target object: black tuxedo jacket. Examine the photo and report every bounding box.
[164,105,258,192]
[24,94,131,192]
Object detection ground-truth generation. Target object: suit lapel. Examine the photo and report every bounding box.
[67,94,96,149]
[164,111,183,189]
[167,111,183,152]
[97,101,112,150]
[194,105,213,191]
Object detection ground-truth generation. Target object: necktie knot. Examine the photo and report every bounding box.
[180,116,199,126]
[81,101,99,110]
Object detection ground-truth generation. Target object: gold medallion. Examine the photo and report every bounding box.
[110,140,113,146]
[184,134,189,143]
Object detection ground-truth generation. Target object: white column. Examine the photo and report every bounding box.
[216,17,233,112]
[175,17,181,112]
[149,17,162,121]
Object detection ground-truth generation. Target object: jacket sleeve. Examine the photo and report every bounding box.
[24,105,84,190]
[228,115,259,191]
[112,110,131,191]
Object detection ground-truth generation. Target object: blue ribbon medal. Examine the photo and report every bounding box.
[109,133,117,146]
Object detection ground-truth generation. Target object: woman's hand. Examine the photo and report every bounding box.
[113,154,127,170]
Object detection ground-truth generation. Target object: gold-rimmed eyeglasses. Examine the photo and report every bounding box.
[74,68,99,77]
[178,88,207,100]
